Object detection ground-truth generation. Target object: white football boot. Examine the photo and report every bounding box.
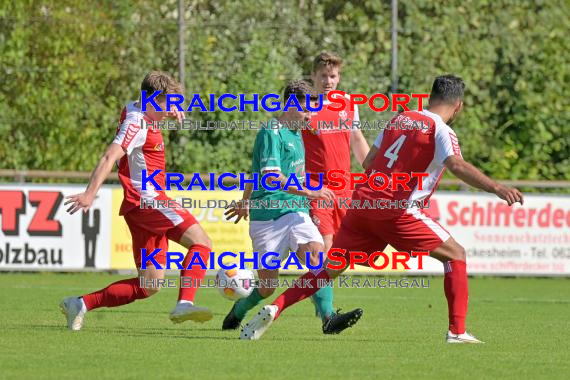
[60,297,87,331]
[240,305,278,340]
[446,330,485,344]
[169,302,213,324]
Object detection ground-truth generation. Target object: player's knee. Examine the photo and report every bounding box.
[305,242,325,267]
[180,225,212,249]
[322,235,334,252]
[309,254,320,267]
[309,248,323,267]
[195,231,212,249]
[145,287,161,296]
[450,245,466,261]
[326,267,343,279]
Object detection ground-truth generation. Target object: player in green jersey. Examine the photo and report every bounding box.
[222,81,362,333]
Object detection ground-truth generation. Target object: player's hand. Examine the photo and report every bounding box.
[495,184,524,206]
[64,192,95,215]
[167,109,186,123]
[308,188,335,201]
[224,200,250,224]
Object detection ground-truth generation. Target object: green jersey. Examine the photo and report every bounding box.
[250,120,308,221]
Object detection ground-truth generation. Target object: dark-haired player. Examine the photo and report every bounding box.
[241,75,524,342]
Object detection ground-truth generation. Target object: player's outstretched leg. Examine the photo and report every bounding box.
[222,302,242,330]
[311,285,334,319]
[223,289,264,330]
[302,240,338,332]
[240,268,362,340]
[170,224,214,324]
[170,243,213,324]
[60,277,152,331]
[223,269,277,330]
[60,297,87,331]
[311,279,357,335]
[322,307,363,335]
[239,305,279,340]
[310,234,335,322]
[431,238,484,344]
[309,251,336,329]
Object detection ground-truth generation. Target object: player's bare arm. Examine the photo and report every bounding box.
[224,181,253,224]
[350,129,370,166]
[262,169,335,200]
[362,144,379,170]
[64,143,125,214]
[445,155,524,206]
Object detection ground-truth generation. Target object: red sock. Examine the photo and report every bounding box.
[272,270,330,319]
[82,278,149,311]
[443,260,468,334]
[179,244,210,302]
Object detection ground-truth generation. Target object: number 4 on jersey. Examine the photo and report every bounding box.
[384,135,407,168]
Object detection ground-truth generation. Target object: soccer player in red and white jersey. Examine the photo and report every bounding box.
[302,52,370,323]
[241,75,524,342]
[60,72,214,330]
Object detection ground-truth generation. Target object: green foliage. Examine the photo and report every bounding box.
[1,0,568,180]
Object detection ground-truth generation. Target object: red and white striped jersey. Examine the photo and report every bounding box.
[113,102,166,215]
[353,109,462,219]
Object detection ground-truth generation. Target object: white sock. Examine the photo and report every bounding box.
[78,297,87,313]
[177,300,193,306]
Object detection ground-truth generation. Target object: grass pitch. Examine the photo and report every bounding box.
[0,273,568,379]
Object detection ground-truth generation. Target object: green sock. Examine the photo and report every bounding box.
[311,285,334,320]
[233,288,265,319]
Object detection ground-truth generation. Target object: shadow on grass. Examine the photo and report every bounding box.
[124,330,236,341]
[6,323,377,343]
[476,297,570,304]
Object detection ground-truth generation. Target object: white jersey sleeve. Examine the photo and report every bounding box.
[113,104,148,155]
[435,124,462,164]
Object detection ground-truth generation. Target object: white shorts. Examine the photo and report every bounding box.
[249,212,324,269]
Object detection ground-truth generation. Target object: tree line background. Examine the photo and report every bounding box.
[1,0,568,184]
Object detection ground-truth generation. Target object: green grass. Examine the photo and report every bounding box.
[0,273,568,379]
